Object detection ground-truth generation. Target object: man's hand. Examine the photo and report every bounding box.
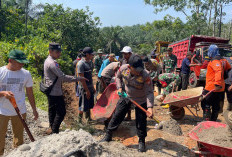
[215,85,222,91]
[0,91,14,99]
[86,89,91,100]
[33,109,39,120]
[147,108,153,118]
[117,88,123,94]
[78,76,89,82]
[228,85,232,92]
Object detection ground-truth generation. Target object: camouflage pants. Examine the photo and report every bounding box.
[158,73,181,96]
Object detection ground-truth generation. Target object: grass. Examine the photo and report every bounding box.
[32,78,48,111]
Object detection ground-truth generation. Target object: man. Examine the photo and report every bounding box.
[101,55,154,152]
[201,45,231,121]
[101,62,120,89]
[44,43,87,134]
[121,46,133,65]
[77,47,96,123]
[94,49,104,74]
[163,47,177,73]
[120,46,133,120]
[181,52,201,90]
[0,50,39,155]
[224,57,232,111]
[73,49,83,69]
[97,53,116,93]
[157,73,181,102]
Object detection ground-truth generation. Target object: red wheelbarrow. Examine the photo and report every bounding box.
[163,87,214,120]
[189,121,232,157]
[92,83,119,122]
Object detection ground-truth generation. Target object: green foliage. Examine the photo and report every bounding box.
[32,78,48,111]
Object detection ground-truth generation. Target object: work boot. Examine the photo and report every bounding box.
[138,138,146,152]
[210,111,219,121]
[100,131,112,142]
[203,109,211,121]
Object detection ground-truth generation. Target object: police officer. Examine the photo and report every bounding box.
[44,43,87,134]
[163,47,177,73]
[100,55,154,152]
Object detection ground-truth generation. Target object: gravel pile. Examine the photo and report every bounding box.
[6,129,164,157]
[4,103,49,156]
[156,118,183,136]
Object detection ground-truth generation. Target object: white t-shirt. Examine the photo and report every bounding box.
[0,66,33,116]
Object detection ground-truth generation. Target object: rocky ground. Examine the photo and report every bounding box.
[3,80,230,157]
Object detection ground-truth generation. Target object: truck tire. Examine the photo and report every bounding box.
[189,72,199,88]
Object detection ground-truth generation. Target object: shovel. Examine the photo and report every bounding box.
[9,97,35,142]
[118,92,160,124]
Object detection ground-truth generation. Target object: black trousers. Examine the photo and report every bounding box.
[107,97,147,138]
[201,90,224,121]
[181,73,189,90]
[47,95,66,133]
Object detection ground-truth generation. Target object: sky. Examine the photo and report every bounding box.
[33,0,232,27]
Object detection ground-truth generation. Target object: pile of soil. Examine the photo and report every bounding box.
[157,118,183,136]
[197,126,232,148]
[6,129,161,157]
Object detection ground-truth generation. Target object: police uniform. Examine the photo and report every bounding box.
[106,56,154,143]
[44,43,81,133]
[163,53,177,73]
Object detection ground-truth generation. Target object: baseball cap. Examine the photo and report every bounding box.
[49,43,61,51]
[97,49,103,54]
[8,50,29,64]
[128,55,144,72]
[120,46,132,53]
[83,47,95,55]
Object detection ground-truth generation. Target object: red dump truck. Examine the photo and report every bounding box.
[168,35,232,87]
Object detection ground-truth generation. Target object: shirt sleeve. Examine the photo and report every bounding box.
[50,61,77,82]
[115,66,123,89]
[186,58,191,67]
[144,74,154,108]
[25,72,33,87]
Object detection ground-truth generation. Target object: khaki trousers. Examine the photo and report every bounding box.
[0,113,26,155]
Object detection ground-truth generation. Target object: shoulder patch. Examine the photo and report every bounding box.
[216,63,220,67]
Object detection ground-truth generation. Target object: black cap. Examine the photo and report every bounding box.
[49,43,61,51]
[83,47,95,54]
[128,55,144,72]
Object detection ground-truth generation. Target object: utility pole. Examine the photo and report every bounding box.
[196,3,200,34]
[0,0,2,40]
[218,4,223,37]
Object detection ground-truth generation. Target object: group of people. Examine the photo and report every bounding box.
[1,42,232,155]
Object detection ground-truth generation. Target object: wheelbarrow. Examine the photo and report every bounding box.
[189,121,232,157]
[92,83,119,122]
[163,87,214,120]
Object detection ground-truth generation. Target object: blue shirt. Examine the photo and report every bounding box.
[181,57,191,74]
[98,59,110,77]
